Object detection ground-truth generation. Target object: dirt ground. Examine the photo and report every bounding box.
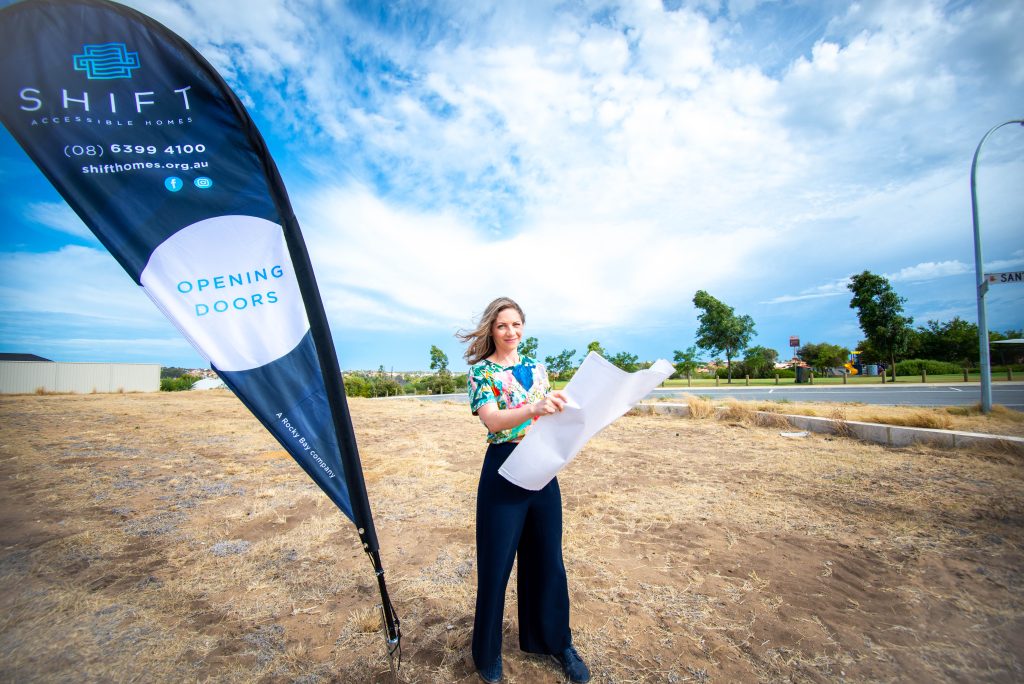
[1,391,1022,683]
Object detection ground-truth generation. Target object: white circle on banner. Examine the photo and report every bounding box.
[140,215,309,371]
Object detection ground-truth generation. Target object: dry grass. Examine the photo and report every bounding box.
[857,408,954,431]
[735,399,1024,437]
[1,392,1023,683]
[685,394,717,419]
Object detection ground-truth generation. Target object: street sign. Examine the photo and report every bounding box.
[986,271,1024,284]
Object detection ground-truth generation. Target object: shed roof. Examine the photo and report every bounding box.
[0,353,54,362]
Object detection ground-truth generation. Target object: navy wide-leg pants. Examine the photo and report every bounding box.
[472,441,572,670]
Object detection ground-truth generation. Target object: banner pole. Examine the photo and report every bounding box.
[206,16,402,662]
[369,549,402,680]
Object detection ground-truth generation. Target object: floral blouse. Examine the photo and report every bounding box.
[467,356,551,443]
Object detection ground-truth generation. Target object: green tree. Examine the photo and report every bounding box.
[429,373,458,394]
[585,340,605,358]
[368,365,401,397]
[544,348,577,380]
[608,351,639,372]
[915,317,978,366]
[854,338,883,365]
[428,345,456,394]
[518,336,539,358]
[848,271,913,379]
[992,328,1023,341]
[343,374,370,397]
[692,290,756,383]
[672,346,701,378]
[160,366,190,379]
[743,345,779,378]
[429,345,449,373]
[797,342,849,375]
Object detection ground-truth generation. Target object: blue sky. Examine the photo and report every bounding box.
[2,0,1022,371]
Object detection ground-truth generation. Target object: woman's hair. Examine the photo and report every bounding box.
[456,297,526,365]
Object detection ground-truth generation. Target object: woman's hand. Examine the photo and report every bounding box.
[533,390,569,417]
[477,391,571,433]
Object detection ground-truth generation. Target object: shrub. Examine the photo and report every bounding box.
[991,364,1024,374]
[894,359,962,376]
[160,374,199,391]
[343,374,371,397]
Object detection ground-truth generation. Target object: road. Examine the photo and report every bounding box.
[396,383,1024,410]
[647,383,1024,410]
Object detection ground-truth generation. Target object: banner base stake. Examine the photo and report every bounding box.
[380,603,401,683]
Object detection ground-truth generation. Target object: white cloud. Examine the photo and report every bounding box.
[24,202,95,241]
[887,260,969,282]
[762,276,852,305]
[765,252,1024,306]
[299,184,775,333]
[5,334,197,362]
[0,246,163,323]
[780,2,958,134]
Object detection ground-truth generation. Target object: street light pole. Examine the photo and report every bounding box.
[970,118,1024,414]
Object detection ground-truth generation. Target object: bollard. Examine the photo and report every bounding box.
[922,369,927,383]
[775,374,779,385]
[745,375,749,386]
[963,368,969,382]
[715,376,720,387]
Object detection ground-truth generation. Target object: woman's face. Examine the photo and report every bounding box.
[491,307,523,358]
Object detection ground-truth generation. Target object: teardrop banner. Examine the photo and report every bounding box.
[0,0,400,665]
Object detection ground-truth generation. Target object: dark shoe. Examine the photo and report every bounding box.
[554,644,591,683]
[478,658,502,683]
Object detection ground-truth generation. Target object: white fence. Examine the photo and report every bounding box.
[0,361,160,394]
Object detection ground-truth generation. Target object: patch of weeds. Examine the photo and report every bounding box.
[291,671,329,684]
[199,482,245,498]
[135,575,162,590]
[687,669,710,684]
[210,540,251,557]
[108,446,145,457]
[92,604,152,649]
[62,447,100,458]
[242,624,285,666]
[112,476,142,491]
[122,511,185,537]
[0,549,33,577]
[418,549,473,586]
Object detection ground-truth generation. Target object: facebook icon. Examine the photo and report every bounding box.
[164,176,183,192]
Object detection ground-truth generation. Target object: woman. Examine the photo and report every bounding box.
[457,296,591,684]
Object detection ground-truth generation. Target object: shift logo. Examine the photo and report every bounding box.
[73,43,140,80]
